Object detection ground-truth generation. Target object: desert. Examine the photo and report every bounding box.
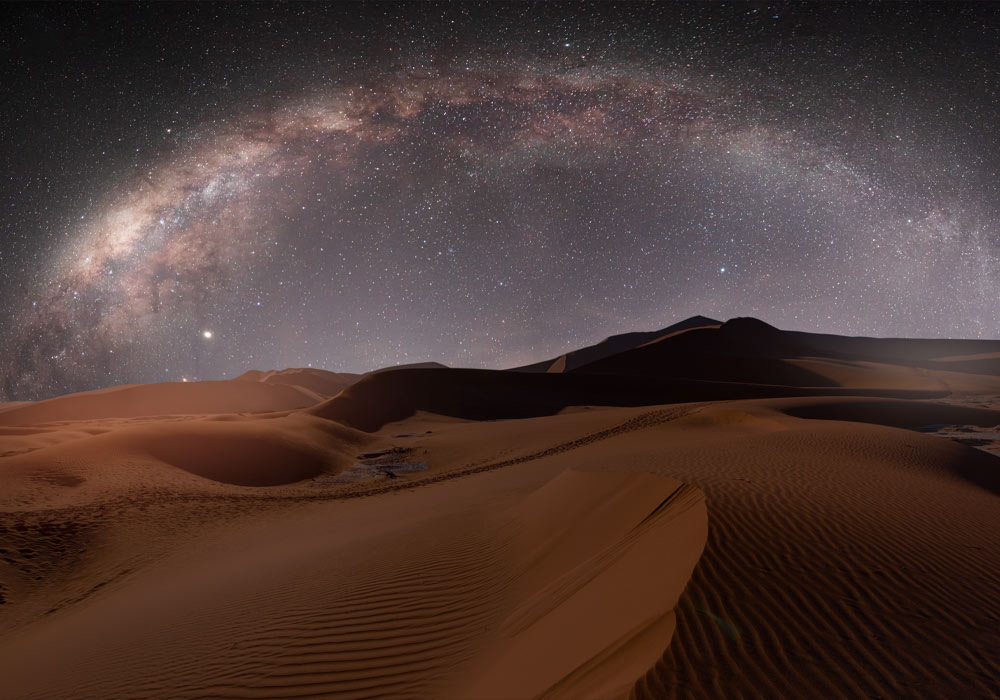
[1,317,998,698]
[4,4,1000,697]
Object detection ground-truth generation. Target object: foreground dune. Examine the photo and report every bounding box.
[1,391,998,697]
[0,461,705,699]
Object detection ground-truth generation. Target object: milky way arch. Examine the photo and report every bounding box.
[4,57,998,400]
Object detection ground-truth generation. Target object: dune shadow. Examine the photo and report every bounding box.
[311,367,948,432]
[140,430,327,486]
[783,399,1000,495]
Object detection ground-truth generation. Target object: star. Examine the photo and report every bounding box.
[0,3,997,400]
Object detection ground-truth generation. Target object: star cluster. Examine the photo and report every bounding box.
[2,3,998,400]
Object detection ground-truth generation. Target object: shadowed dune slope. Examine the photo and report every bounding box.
[779,396,1000,429]
[369,360,449,373]
[0,467,706,700]
[618,401,1000,699]
[572,318,844,386]
[309,366,947,432]
[513,316,1000,377]
[776,397,1000,494]
[571,317,1000,390]
[0,412,371,507]
[922,353,1000,376]
[113,416,355,486]
[510,315,721,373]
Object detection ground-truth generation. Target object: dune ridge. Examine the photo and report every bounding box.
[510,315,722,373]
[310,366,949,432]
[0,379,318,427]
[571,317,1000,391]
[631,402,1000,698]
[0,465,706,699]
[1,316,999,698]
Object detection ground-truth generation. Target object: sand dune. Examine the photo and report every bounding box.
[0,463,705,699]
[1,317,998,698]
[310,366,947,431]
[0,379,320,427]
[369,361,449,373]
[786,329,1000,366]
[514,316,1000,378]
[510,315,721,373]
[783,356,1000,392]
[235,367,361,399]
[384,397,1000,697]
[2,364,372,429]
[627,401,1000,698]
[571,317,1000,392]
[3,394,996,697]
[570,317,856,385]
[0,411,371,511]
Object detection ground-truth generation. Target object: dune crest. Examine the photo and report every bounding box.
[449,470,705,700]
[0,466,706,699]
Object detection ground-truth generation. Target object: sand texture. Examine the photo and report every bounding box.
[2,319,999,698]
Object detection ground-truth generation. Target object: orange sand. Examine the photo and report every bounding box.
[2,319,998,698]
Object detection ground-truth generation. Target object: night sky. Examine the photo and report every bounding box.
[2,2,999,400]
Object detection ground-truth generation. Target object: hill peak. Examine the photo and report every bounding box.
[720,317,783,336]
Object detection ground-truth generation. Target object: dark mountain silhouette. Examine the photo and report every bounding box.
[509,315,721,373]
[309,316,1000,431]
